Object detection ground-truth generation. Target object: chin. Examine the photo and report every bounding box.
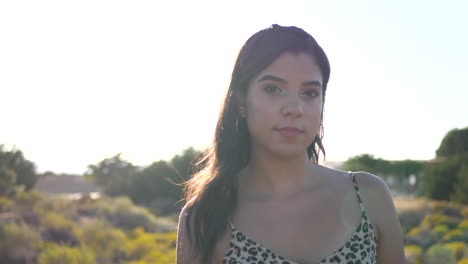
[267,145,308,160]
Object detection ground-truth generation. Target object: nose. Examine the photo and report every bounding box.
[280,95,304,118]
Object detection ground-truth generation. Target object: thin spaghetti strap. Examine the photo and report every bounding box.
[349,171,366,216]
[227,217,236,231]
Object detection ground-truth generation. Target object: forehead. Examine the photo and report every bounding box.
[253,51,322,82]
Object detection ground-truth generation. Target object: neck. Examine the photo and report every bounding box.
[237,147,323,200]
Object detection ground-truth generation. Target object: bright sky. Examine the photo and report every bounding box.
[1,0,467,174]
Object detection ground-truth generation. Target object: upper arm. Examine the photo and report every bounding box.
[176,204,201,264]
[354,172,406,264]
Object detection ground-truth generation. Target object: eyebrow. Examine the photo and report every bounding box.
[257,74,322,88]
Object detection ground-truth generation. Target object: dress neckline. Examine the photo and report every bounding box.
[224,172,375,264]
[226,213,366,264]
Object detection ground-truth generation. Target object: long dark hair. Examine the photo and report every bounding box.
[183,24,330,263]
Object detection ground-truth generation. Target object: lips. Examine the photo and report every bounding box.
[276,127,303,137]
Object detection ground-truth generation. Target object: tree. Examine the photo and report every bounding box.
[391,159,425,184]
[436,127,468,157]
[450,162,468,204]
[419,155,462,200]
[130,161,178,203]
[0,167,17,197]
[128,147,201,214]
[420,127,468,203]
[169,147,202,182]
[85,147,202,214]
[343,154,392,177]
[0,145,37,191]
[85,154,138,196]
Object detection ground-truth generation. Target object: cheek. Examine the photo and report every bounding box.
[245,97,276,131]
[303,102,323,133]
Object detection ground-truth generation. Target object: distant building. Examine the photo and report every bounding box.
[35,173,101,199]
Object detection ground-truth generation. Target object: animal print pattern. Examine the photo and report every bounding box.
[223,172,378,264]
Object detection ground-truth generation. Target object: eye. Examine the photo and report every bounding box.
[304,89,319,98]
[264,85,282,94]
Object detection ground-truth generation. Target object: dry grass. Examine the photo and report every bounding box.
[394,196,431,213]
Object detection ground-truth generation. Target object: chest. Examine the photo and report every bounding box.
[215,188,363,263]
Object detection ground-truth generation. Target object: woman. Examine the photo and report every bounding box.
[177,24,405,264]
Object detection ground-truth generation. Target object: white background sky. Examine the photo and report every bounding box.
[1,0,467,174]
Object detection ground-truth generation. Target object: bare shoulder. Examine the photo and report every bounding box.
[352,171,406,263]
[319,167,395,229]
[176,198,201,264]
[351,172,395,227]
[351,171,394,205]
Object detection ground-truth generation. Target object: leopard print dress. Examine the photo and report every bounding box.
[223,172,378,264]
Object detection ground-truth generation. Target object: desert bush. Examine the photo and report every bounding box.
[78,219,127,263]
[0,196,12,212]
[111,197,160,231]
[15,190,43,208]
[461,208,468,219]
[0,222,43,263]
[431,200,463,218]
[40,212,79,245]
[459,220,468,231]
[444,242,468,261]
[422,213,450,228]
[443,229,466,242]
[407,226,438,248]
[404,245,423,264]
[38,244,95,264]
[126,250,175,264]
[399,210,427,233]
[125,227,176,263]
[422,213,460,229]
[425,244,457,264]
[432,225,450,240]
[35,196,77,220]
[85,196,161,232]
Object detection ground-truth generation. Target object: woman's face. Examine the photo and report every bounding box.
[239,51,323,159]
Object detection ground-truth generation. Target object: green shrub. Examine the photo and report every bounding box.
[40,212,79,245]
[0,196,12,212]
[431,200,463,218]
[38,244,95,264]
[0,222,43,263]
[78,219,127,262]
[432,225,450,241]
[404,245,423,264]
[459,220,468,231]
[125,228,176,263]
[0,167,17,197]
[433,225,450,235]
[444,229,465,242]
[35,196,77,220]
[422,213,450,228]
[127,250,176,264]
[15,190,43,208]
[444,242,468,261]
[399,210,427,233]
[422,213,460,229]
[425,244,457,264]
[461,208,468,219]
[407,226,438,248]
[85,196,161,232]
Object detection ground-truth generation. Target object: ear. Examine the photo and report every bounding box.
[236,94,247,118]
[238,105,246,118]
